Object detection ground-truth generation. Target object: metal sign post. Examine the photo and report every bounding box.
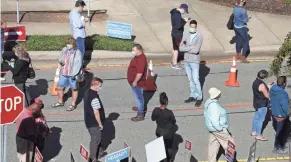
[0,125,7,162]
[184,140,192,162]
[16,0,20,24]
[87,0,90,17]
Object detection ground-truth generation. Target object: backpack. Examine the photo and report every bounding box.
[227,14,234,30]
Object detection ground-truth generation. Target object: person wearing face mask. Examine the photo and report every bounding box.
[84,77,106,162]
[170,3,189,69]
[270,76,290,154]
[127,44,147,122]
[15,103,42,162]
[51,38,82,111]
[233,0,250,63]
[12,43,31,107]
[179,20,203,107]
[251,70,269,141]
[69,0,88,57]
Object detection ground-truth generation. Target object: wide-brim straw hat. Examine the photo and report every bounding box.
[209,87,221,99]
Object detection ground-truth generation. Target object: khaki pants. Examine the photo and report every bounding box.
[16,136,35,162]
[208,129,235,162]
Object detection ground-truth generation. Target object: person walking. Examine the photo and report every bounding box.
[51,38,82,111]
[1,19,6,81]
[170,3,189,69]
[233,0,250,63]
[84,77,106,162]
[270,76,290,154]
[69,0,88,56]
[127,44,148,122]
[151,92,176,162]
[251,70,269,141]
[204,87,236,162]
[12,43,31,107]
[16,103,42,162]
[179,20,203,107]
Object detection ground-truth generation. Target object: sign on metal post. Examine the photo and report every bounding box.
[247,140,257,162]
[70,151,76,162]
[16,0,20,24]
[123,141,132,162]
[225,140,236,162]
[106,21,132,40]
[79,144,89,161]
[184,140,192,162]
[145,137,166,162]
[105,147,130,162]
[34,147,43,162]
[4,26,26,42]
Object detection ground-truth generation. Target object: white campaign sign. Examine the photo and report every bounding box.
[145,136,166,162]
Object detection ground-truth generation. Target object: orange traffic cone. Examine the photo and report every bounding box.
[144,60,157,92]
[50,68,60,96]
[225,56,239,87]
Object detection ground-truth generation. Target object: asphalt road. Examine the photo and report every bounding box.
[2,61,291,162]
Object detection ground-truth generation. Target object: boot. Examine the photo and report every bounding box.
[241,56,250,63]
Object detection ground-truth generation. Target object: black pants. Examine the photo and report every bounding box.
[14,82,31,107]
[156,129,173,162]
[87,127,104,162]
[36,137,45,153]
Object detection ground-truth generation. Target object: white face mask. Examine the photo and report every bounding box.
[66,44,73,49]
[189,28,197,34]
[132,51,136,56]
[97,87,102,92]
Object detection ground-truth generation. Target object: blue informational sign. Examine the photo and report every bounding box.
[106,21,132,40]
[105,147,130,162]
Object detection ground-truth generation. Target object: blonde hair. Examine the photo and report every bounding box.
[13,43,29,58]
[65,37,77,50]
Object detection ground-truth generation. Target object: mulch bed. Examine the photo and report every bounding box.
[200,0,291,15]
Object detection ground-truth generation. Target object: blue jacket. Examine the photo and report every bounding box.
[204,99,229,132]
[233,6,248,28]
[270,85,289,118]
[69,9,86,39]
[170,9,186,36]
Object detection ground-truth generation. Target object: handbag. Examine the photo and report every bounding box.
[27,61,35,79]
[227,14,234,30]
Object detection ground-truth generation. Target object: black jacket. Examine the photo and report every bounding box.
[12,58,30,84]
[170,9,186,36]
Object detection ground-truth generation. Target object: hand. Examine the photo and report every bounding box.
[132,82,137,87]
[99,124,103,130]
[84,17,89,22]
[184,17,190,21]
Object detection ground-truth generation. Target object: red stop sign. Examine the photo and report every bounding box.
[0,85,25,125]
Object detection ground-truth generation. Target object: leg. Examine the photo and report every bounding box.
[208,133,221,162]
[56,75,69,104]
[241,27,250,57]
[191,63,202,100]
[274,119,285,150]
[88,127,102,162]
[23,83,31,107]
[184,62,195,98]
[212,129,235,151]
[69,77,79,106]
[234,28,243,57]
[251,110,259,135]
[15,83,29,107]
[76,37,85,56]
[255,107,267,136]
[171,35,182,66]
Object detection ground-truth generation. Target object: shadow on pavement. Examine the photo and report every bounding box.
[43,126,62,162]
[101,112,120,150]
[27,79,48,99]
[143,74,157,116]
[190,155,199,162]
[83,35,96,68]
[199,62,210,100]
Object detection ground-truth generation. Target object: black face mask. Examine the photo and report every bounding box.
[33,112,41,118]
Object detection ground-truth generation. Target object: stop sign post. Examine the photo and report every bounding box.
[1,85,25,162]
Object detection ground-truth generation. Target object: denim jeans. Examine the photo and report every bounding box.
[234,27,250,56]
[76,37,85,56]
[131,86,144,116]
[184,62,202,100]
[272,117,287,150]
[251,107,267,135]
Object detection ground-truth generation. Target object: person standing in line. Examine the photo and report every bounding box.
[170,3,189,69]
[84,77,106,162]
[204,87,236,162]
[270,76,290,154]
[12,43,31,107]
[69,0,88,57]
[1,19,7,81]
[251,70,269,141]
[233,0,250,63]
[127,44,148,122]
[16,103,42,162]
[179,20,203,107]
[151,92,176,162]
[51,38,82,111]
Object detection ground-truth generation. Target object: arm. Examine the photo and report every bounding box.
[12,60,23,76]
[151,108,158,121]
[173,15,186,30]
[133,57,147,85]
[188,34,203,54]
[170,111,176,124]
[208,104,223,131]
[280,92,289,116]
[71,12,84,29]
[1,20,7,28]
[179,34,192,52]
[259,83,269,99]
[91,98,103,129]
[242,9,249,24]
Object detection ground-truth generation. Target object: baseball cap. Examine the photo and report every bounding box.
[76,0,86,6]
[180,3,189,13]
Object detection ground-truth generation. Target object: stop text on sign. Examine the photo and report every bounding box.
[0,97,22,113]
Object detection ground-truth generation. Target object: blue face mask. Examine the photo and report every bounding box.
[97,87,102,92]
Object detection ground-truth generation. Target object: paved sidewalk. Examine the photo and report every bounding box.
[2,0,290,54]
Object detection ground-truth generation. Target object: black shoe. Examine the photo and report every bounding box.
[184,97,196,103]
[195,100,203,107]
[98,151,107,159]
